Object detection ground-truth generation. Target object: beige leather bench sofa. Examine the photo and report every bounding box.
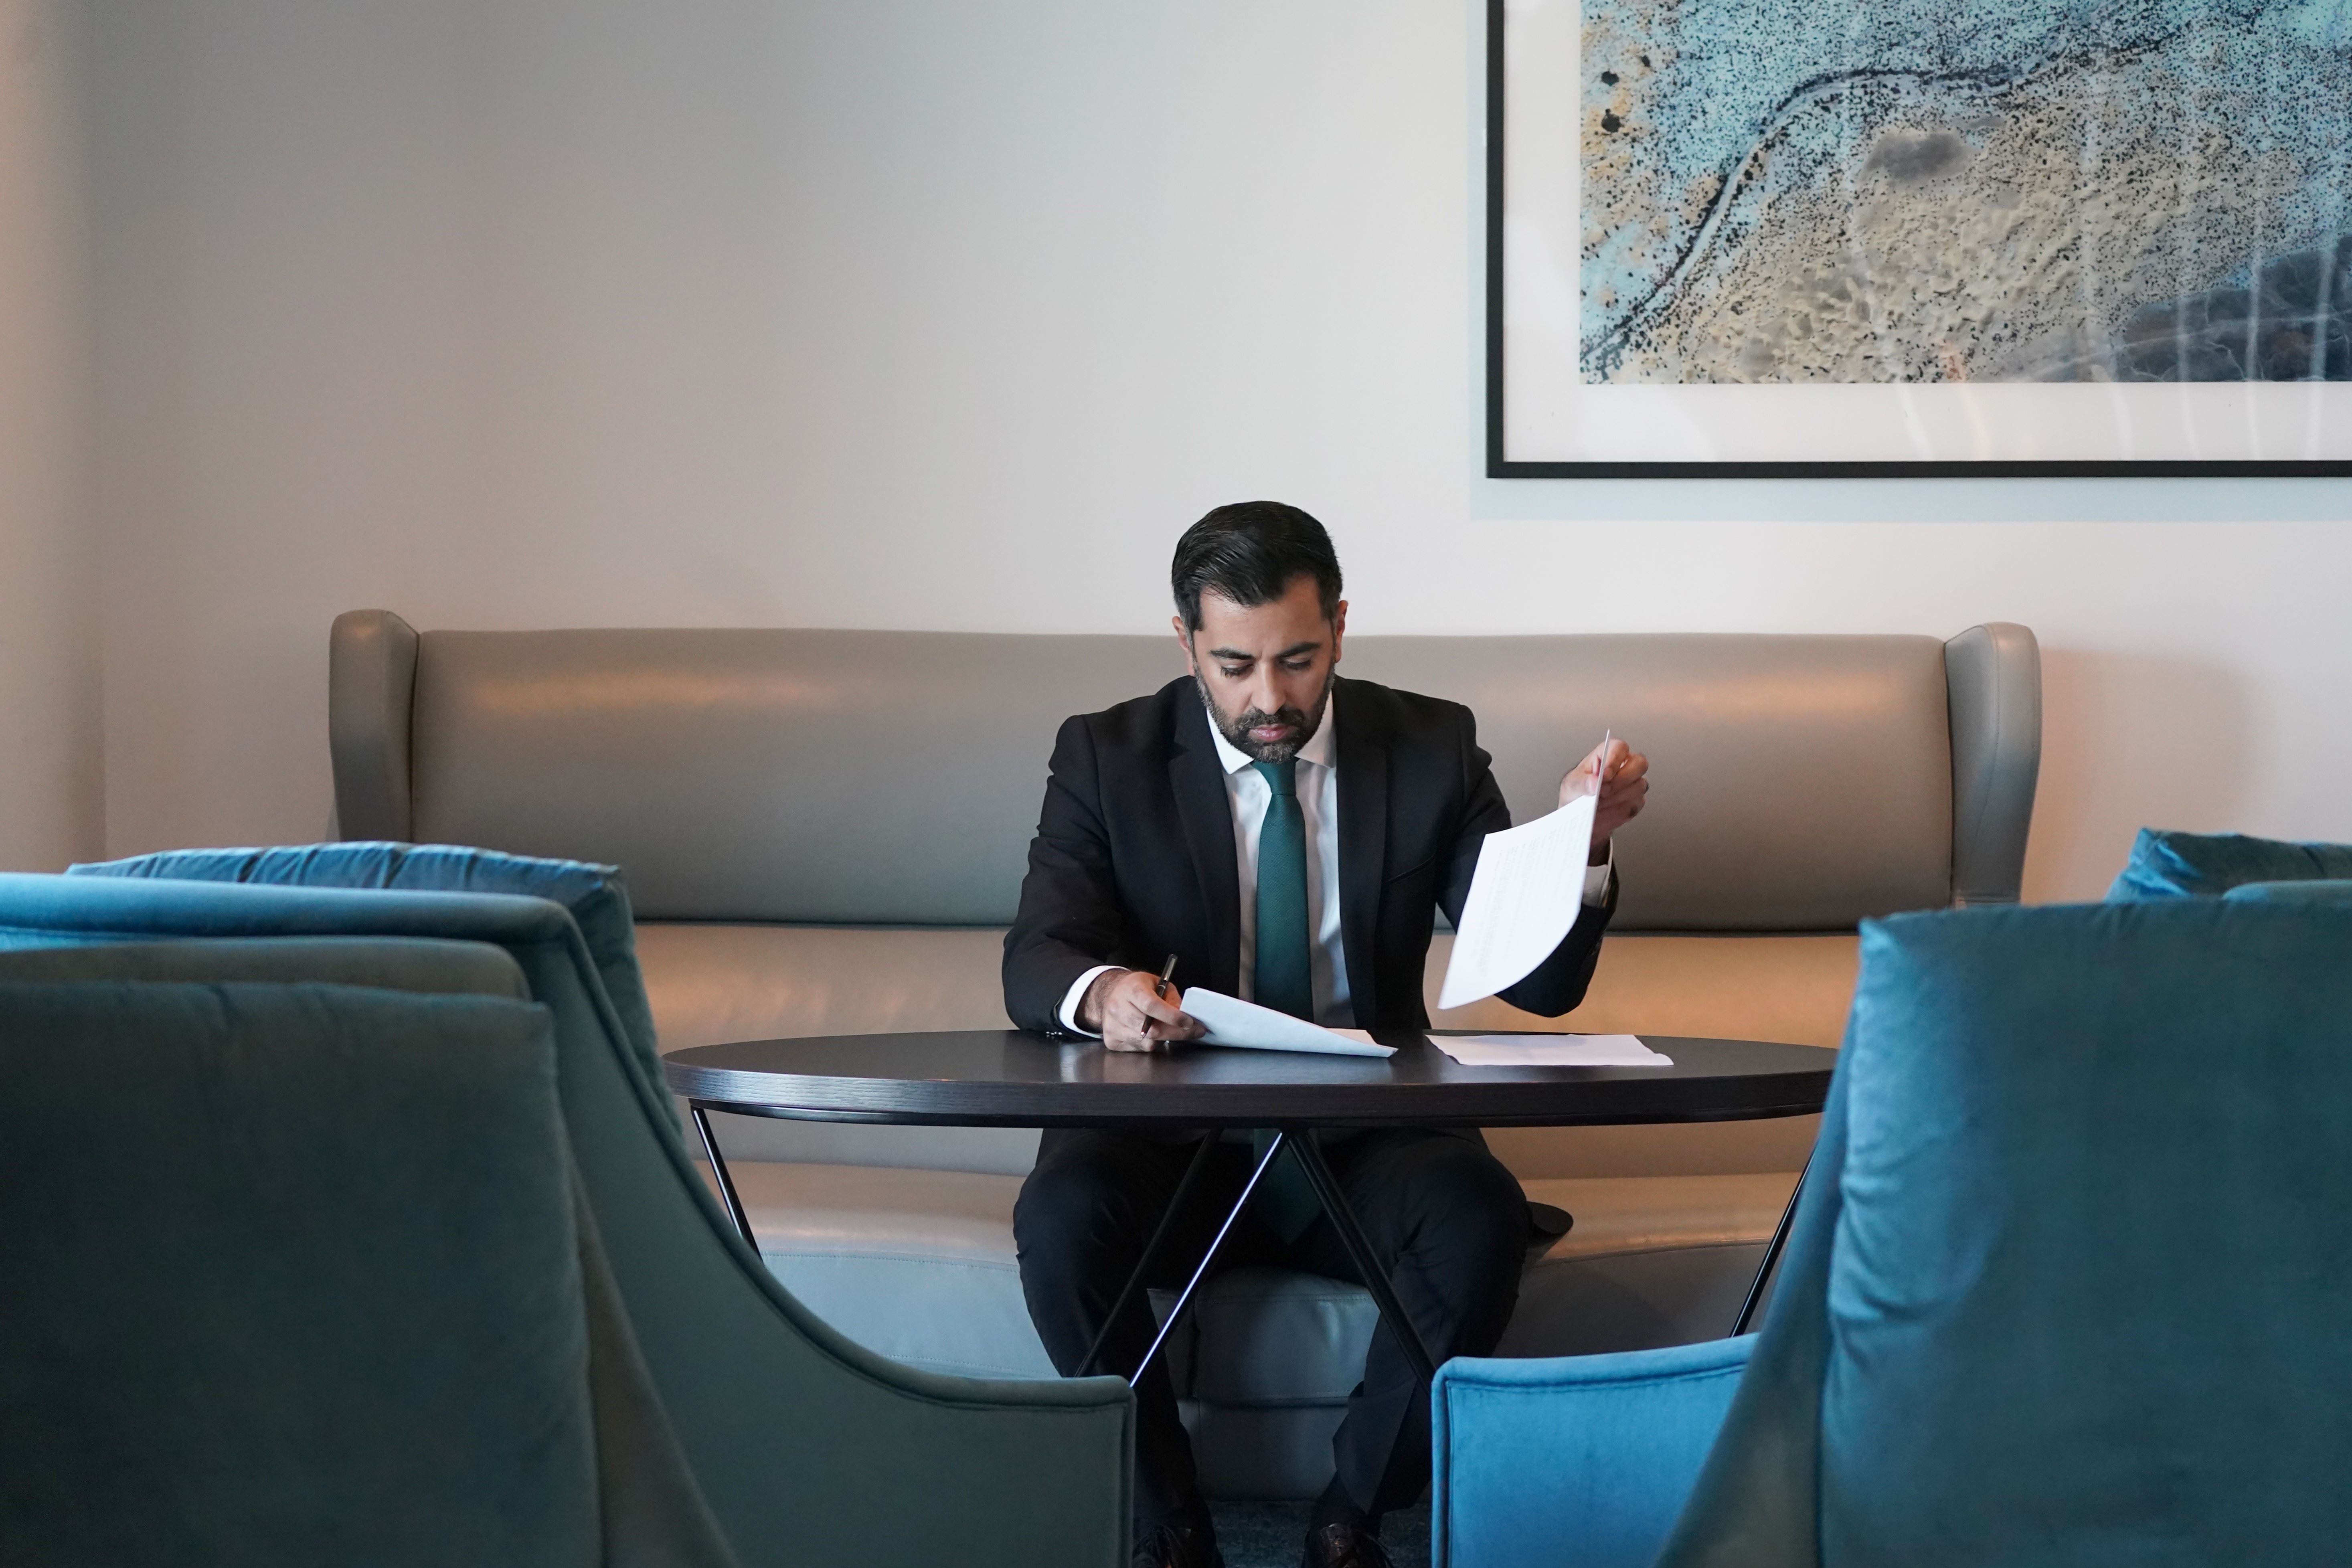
[328,614,2040,1501]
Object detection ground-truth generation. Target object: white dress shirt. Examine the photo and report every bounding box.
[1059,697,1613,1034]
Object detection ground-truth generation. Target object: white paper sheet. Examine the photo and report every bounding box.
[1178,987,1397,1058]
[1437,787,1599,1010]
[1430,1033,1673,1068]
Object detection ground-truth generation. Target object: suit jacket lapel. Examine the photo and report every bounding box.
[1169,690,1242,998]
[1333,678,1387,1029]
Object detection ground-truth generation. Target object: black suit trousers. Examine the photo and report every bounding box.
[1012,1127,1532,1523]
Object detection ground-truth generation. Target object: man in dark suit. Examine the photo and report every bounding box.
[1004,503,1650,1568]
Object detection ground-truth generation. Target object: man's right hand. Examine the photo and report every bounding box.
[1078,968,1206,1052]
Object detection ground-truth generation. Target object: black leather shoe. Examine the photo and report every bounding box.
[1301,1520,1394,1568]
[1131,1513,1224,1568]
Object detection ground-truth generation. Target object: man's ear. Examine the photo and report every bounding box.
[1330,601,1348,663]
[1172,616,1198,675]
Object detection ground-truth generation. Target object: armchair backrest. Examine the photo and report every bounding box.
[330,613,2041,930]
[71,842,664,1095]
[1661,899,2352,1567]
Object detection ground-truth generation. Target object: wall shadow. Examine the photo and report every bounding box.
[2024,646,2257,902]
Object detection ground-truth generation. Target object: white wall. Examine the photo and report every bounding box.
[84,0,2352,899]
[0,0,98,872]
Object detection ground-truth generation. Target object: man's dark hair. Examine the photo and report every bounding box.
[1170,502,1343,633]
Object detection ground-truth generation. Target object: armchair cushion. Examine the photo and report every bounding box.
[70,842,663,1097]
[2105,827,2352,901]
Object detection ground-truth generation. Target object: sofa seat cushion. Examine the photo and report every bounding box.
[1177,1175,1802,1402]
[1437,931,1851,1180]
[722,1162,1055,1382]
[644,921,1850,1179]
[643,924,1043,1177]
[1536,1173,1801,1259]
[719,1160,1799,1396]
[640,923,1016,1048]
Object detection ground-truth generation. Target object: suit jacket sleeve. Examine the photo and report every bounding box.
[1434,708,1616,1019]
[1002,715,1128,1032]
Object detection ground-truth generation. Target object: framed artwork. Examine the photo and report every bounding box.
[1487,0,2352,475]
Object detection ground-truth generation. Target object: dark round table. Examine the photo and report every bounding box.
[664,1028,1834,1127]
[664,1028,1835,1382]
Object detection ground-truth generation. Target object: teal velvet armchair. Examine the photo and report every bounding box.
[0,946,733,1568]
[4,848,1133,1568]
[1432,898,2352,1568]
[2106,826,2352,900]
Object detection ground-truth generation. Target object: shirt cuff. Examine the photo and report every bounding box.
[1058,965,1123,1035]
[1582,842,1614,906]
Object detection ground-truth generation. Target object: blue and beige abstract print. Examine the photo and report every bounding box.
[1581,0,2352,382]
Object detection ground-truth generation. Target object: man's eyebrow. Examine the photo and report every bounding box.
[1207,640,1323,662]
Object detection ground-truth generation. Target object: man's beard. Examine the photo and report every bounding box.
[1196,672,1332,765]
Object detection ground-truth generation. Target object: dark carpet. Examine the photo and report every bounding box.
[1208,1502,1431,1568]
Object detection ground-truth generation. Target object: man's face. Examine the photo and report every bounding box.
[1175,574,1347,764]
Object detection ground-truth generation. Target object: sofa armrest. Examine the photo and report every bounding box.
[1432,1337,1754,1568]
[330,609,419,841]
[1945,621,2040,906]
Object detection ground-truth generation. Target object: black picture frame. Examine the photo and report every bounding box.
[1484,0,2352,479]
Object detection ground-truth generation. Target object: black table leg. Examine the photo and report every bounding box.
[1287,1127,1439,1385]
[1077,1132,1220,1378]
[1126,1131,1289,1388]
[1732,1155,1809,1337]
[689,1103,759,1254]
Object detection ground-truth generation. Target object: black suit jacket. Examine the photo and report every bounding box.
[1002,674,1615,1036]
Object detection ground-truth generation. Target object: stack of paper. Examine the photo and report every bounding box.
[1178,987,1397,1058]
[1429,1033,1672,1068]
[1176,987,1392,1062]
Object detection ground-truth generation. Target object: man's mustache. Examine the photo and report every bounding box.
[1235,707,1312,731]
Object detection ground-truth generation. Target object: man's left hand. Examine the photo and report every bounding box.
[1560,737,1649,861]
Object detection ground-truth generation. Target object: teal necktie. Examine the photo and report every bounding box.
[1249,758,1321,1241]
[1251,759,1312,1021]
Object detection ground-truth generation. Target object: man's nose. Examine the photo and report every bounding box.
[1247,670,1283,714]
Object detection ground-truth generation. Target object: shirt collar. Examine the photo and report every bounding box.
[1203,691,1338,777]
